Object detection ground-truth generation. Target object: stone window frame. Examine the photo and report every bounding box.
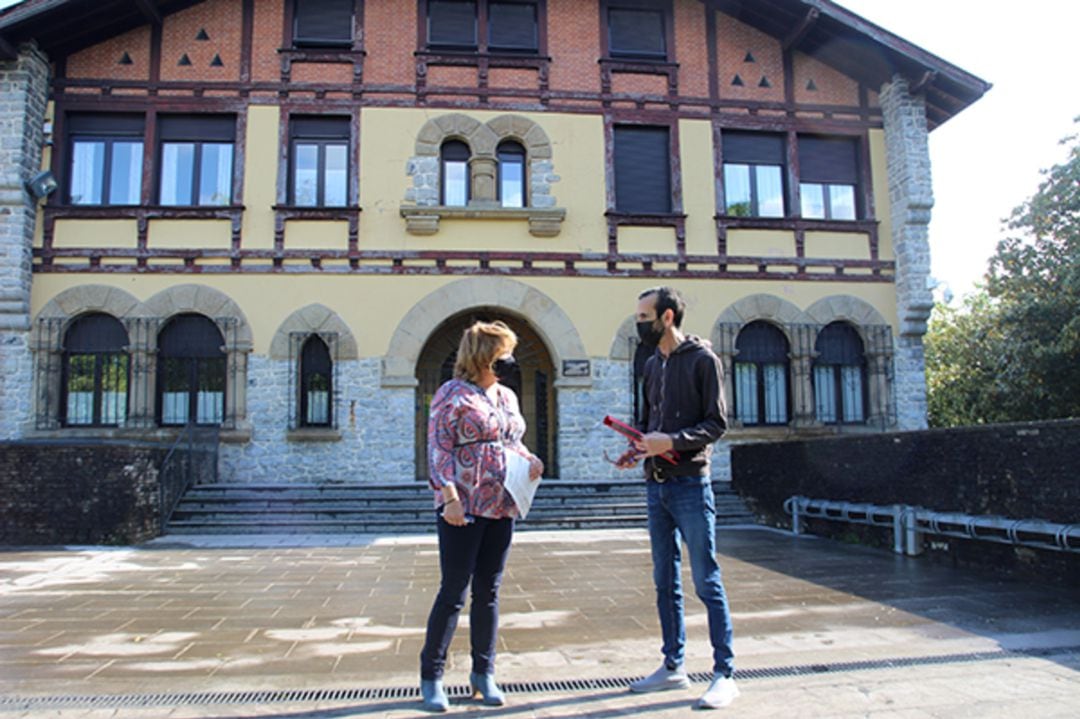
[270,304,359,442]
[401,113,565,237]
[31,284,253,442]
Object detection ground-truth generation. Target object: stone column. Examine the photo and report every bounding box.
[880,75,934,431]
[0,44,50,439]
[469,156,498,207]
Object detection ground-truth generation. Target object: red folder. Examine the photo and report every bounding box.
[603,415,680,465]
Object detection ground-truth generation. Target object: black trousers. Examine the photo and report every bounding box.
[419,512,515,680]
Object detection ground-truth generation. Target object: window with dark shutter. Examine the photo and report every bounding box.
[157,314,226,426]
[429,0,478,49]
[799,135,859,220]
[608,2,667,59]
[294,0,354,47]
[613,125,671,214]
[158,115,236,207]
[290,116,351,207]
[67,114,145,206]
[488,1,538,52]
[722,131,785,218]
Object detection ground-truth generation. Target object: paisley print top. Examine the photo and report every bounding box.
[427,378,530,519]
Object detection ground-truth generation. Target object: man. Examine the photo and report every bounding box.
[616,286,738,710]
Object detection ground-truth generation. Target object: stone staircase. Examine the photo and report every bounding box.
[165,481,758,534]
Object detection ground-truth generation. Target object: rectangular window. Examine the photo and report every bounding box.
[722,131,785,218]
[613,125,671,214]
[294,0,354,47]
[290,116,351,207]
[607,1,667,59]
[158,115,235,207]
[799,136,859,220]
[428,0,478,49]
[734,363,758,425]
[488,1,538,52]
[67,114,144,205]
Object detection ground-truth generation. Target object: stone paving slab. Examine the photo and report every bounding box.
[0,527,1078,717]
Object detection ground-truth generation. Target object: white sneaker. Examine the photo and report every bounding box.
[629,663,691,693]
[696,674,739,709]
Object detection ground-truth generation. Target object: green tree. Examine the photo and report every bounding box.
[926,122,1080,426]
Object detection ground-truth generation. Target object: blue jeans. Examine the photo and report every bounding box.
[420,512,514,680]
[646,475,735,677]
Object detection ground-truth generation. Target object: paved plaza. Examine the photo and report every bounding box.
[1,527,1078,717]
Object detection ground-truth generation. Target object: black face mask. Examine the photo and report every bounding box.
[636,318,664,346]
[492,355,518,382]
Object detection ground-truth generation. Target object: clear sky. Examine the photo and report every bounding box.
[2,0,1075,299]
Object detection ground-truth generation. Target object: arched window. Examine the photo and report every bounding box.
[300,335,333,427]
[62,313,129,426]
[440,140,470,206]
[497,140,526,208]
[734,321,789,425]
[814,322,866,424]
[157,314,225,426]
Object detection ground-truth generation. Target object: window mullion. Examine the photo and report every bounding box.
[191,142,204,206]
[101,140,114,205]
[748,166,759,217]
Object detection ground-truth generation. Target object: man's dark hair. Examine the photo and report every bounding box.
[638,286,686,328]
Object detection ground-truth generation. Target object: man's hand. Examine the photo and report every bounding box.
[613,446,644,469]
[633,432,675,458]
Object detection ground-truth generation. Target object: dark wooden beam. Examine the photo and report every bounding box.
[0,33,17,61]
[132,0,162,25]
[910,70,937,95]
[783,7,819,51]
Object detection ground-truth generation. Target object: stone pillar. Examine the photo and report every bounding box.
[0,44,50,439]
[469,156,498,207]
[880,75,934,430]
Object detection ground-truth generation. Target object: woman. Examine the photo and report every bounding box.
[419,320,543,713]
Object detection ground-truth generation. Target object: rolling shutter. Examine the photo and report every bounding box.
[428,0,477,48]
[488,2,538,51]
[294,0,354,47]
[613,125,671,214]
[799,136,858,185]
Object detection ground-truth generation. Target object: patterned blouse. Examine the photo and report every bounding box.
[427,378,530,520]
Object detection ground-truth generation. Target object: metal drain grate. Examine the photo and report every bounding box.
[0,645,1075,711]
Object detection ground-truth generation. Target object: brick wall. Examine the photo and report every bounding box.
[731,420,1080,584]
[0,442,166,545]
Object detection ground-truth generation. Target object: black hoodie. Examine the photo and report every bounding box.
[638,334,728,479]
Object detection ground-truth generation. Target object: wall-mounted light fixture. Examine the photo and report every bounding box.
[25,170,58,200]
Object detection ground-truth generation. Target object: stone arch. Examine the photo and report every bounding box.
[32,285,148,347]
[711,294,809,349]
[383,277,589,387]
[609,315,639,359]
[415,113,498,158]
[485,114,553,159]
[144,284,253,350]
[269,304,359,360]
[805,295,890,333]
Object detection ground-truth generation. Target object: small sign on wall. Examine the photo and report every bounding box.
[562,359,590,378]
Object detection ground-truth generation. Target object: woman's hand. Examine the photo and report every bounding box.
[528,455,544,481]
[441,498,468,526]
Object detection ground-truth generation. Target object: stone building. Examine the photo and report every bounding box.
[0,0,989,484]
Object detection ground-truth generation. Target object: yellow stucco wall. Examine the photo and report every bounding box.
[241,104,280,250]
[52,220,138,249]
[148,220,232,249]
[869,128,894,261]
[30,274,898,358]
[360,108,609,253]
[679,118,717,256]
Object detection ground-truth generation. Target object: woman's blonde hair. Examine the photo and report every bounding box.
[453,320,518,382]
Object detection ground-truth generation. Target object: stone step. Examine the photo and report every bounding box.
[165,481,758,535]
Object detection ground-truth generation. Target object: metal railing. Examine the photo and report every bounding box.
[783,495,1080,556]
[158,425,219,526]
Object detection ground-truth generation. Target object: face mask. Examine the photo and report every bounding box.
[492,355,517,382]
[636,318,664,346]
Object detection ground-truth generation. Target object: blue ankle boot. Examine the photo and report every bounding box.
[470,672,506,706]
[420,678,448,713]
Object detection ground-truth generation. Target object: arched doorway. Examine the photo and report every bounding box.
[415,309,557,481]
